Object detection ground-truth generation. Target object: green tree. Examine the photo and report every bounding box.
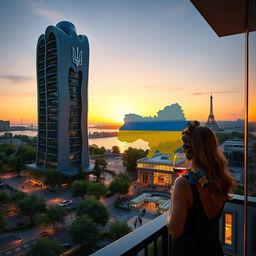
[27,169,43,184]
[89,144,105,155]
[71,180,89,200]
[116,172,130,182]
[122,147,147,172]
[0,160,3,172]
[97,157,107,169]
[47,205,67,230]
[16,144,36,163]
[24,238,62,256]
[76,198,109,226]
[0,191,9,204]
[0,151,8,164]
[14,135,37,147]
[69,215,100,248]
[17,194,47,223]
[36,214,51,233]
[111,146,120,154]
[0,143,16,156]
[10,191,28,204]
[8,156,23,176]
[99,146,106,155]
[2,132,13,138]
[87,182,108,200]
[93,159,102,182]
[109,177,130,199]
[43,169,62,190]
[0,210,7,233]
[93,158,107,182]
[108,221,132,240]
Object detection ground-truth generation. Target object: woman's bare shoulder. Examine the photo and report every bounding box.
[173,176,191,194]
[174,175,189,187]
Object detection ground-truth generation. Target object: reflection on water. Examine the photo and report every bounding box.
[89,137,149,152]
[0,129,149,152]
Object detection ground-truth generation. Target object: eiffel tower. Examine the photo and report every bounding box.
[206,94,220,131]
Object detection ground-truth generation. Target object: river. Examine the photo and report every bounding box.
[0,128,149,152]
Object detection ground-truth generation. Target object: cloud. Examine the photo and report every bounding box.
[33,8,64,22]
[143,84,184,91]
[192,90,236,96]
[25,0,64,22]
[0,75,34,84]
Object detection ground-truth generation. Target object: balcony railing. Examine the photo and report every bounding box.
[92,213,170,256]
[91,194,256,256]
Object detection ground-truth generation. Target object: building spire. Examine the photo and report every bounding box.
[206,94,220,131]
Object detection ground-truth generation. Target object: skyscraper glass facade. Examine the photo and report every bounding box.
[36,21,90,173]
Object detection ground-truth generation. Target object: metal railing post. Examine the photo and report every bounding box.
[243,29,249,256]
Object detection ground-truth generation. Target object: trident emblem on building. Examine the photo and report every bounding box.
[72,46,82,67]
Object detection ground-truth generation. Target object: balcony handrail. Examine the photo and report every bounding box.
[91,212,169,256]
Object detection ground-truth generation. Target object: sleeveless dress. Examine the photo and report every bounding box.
[172,183,224,256]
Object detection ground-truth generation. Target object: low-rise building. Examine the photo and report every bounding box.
[0,120,10,131]
[221,139,244,154]
[136,153,185,187]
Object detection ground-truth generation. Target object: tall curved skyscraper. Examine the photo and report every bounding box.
[36,21,90,175]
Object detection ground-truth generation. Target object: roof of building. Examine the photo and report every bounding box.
[26,163,94,177]
[190,0,256,37]
[137,152,184,166]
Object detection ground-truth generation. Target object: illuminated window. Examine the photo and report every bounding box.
[224,213,232,245]
[153,172,171,186]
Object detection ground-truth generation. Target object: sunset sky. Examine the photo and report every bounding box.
[0,0,246,125]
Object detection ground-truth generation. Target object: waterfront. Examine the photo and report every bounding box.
[0,129,149,152]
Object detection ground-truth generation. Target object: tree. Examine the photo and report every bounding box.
[10,191,28,204]
[89,144,105,155]
[0,210,7,233]
[109,177,130,199]
[16,144,36,163]
[122,147,147,172]
[14,135,37,147]
[8,156,23,176]
[76,198,109,226]
[27,168,43,183]
[69,215,100,248]
[71,180,89,200]
[116,172,130,182]
[93,159,102,182]
[47,205,67,230]
[93,158,107,182]
[24,238,62,256]
[0,151,8,165]
[0,191,9,204]
[43,169,62,190]
[108,221,132,240]
[87,182,108,200]
[0,143,16,156]
[36,214,51,233]
[17,194,47,223]
[111,146,120,154]
[0,160,3,172]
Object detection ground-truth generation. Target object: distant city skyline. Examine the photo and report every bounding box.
[0,0,244,124]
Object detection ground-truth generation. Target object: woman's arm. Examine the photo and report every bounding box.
[166,176,190,238]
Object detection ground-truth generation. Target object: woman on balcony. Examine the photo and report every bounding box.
[166,122,236,256]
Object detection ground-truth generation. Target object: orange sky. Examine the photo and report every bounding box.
[0,0,252,125]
